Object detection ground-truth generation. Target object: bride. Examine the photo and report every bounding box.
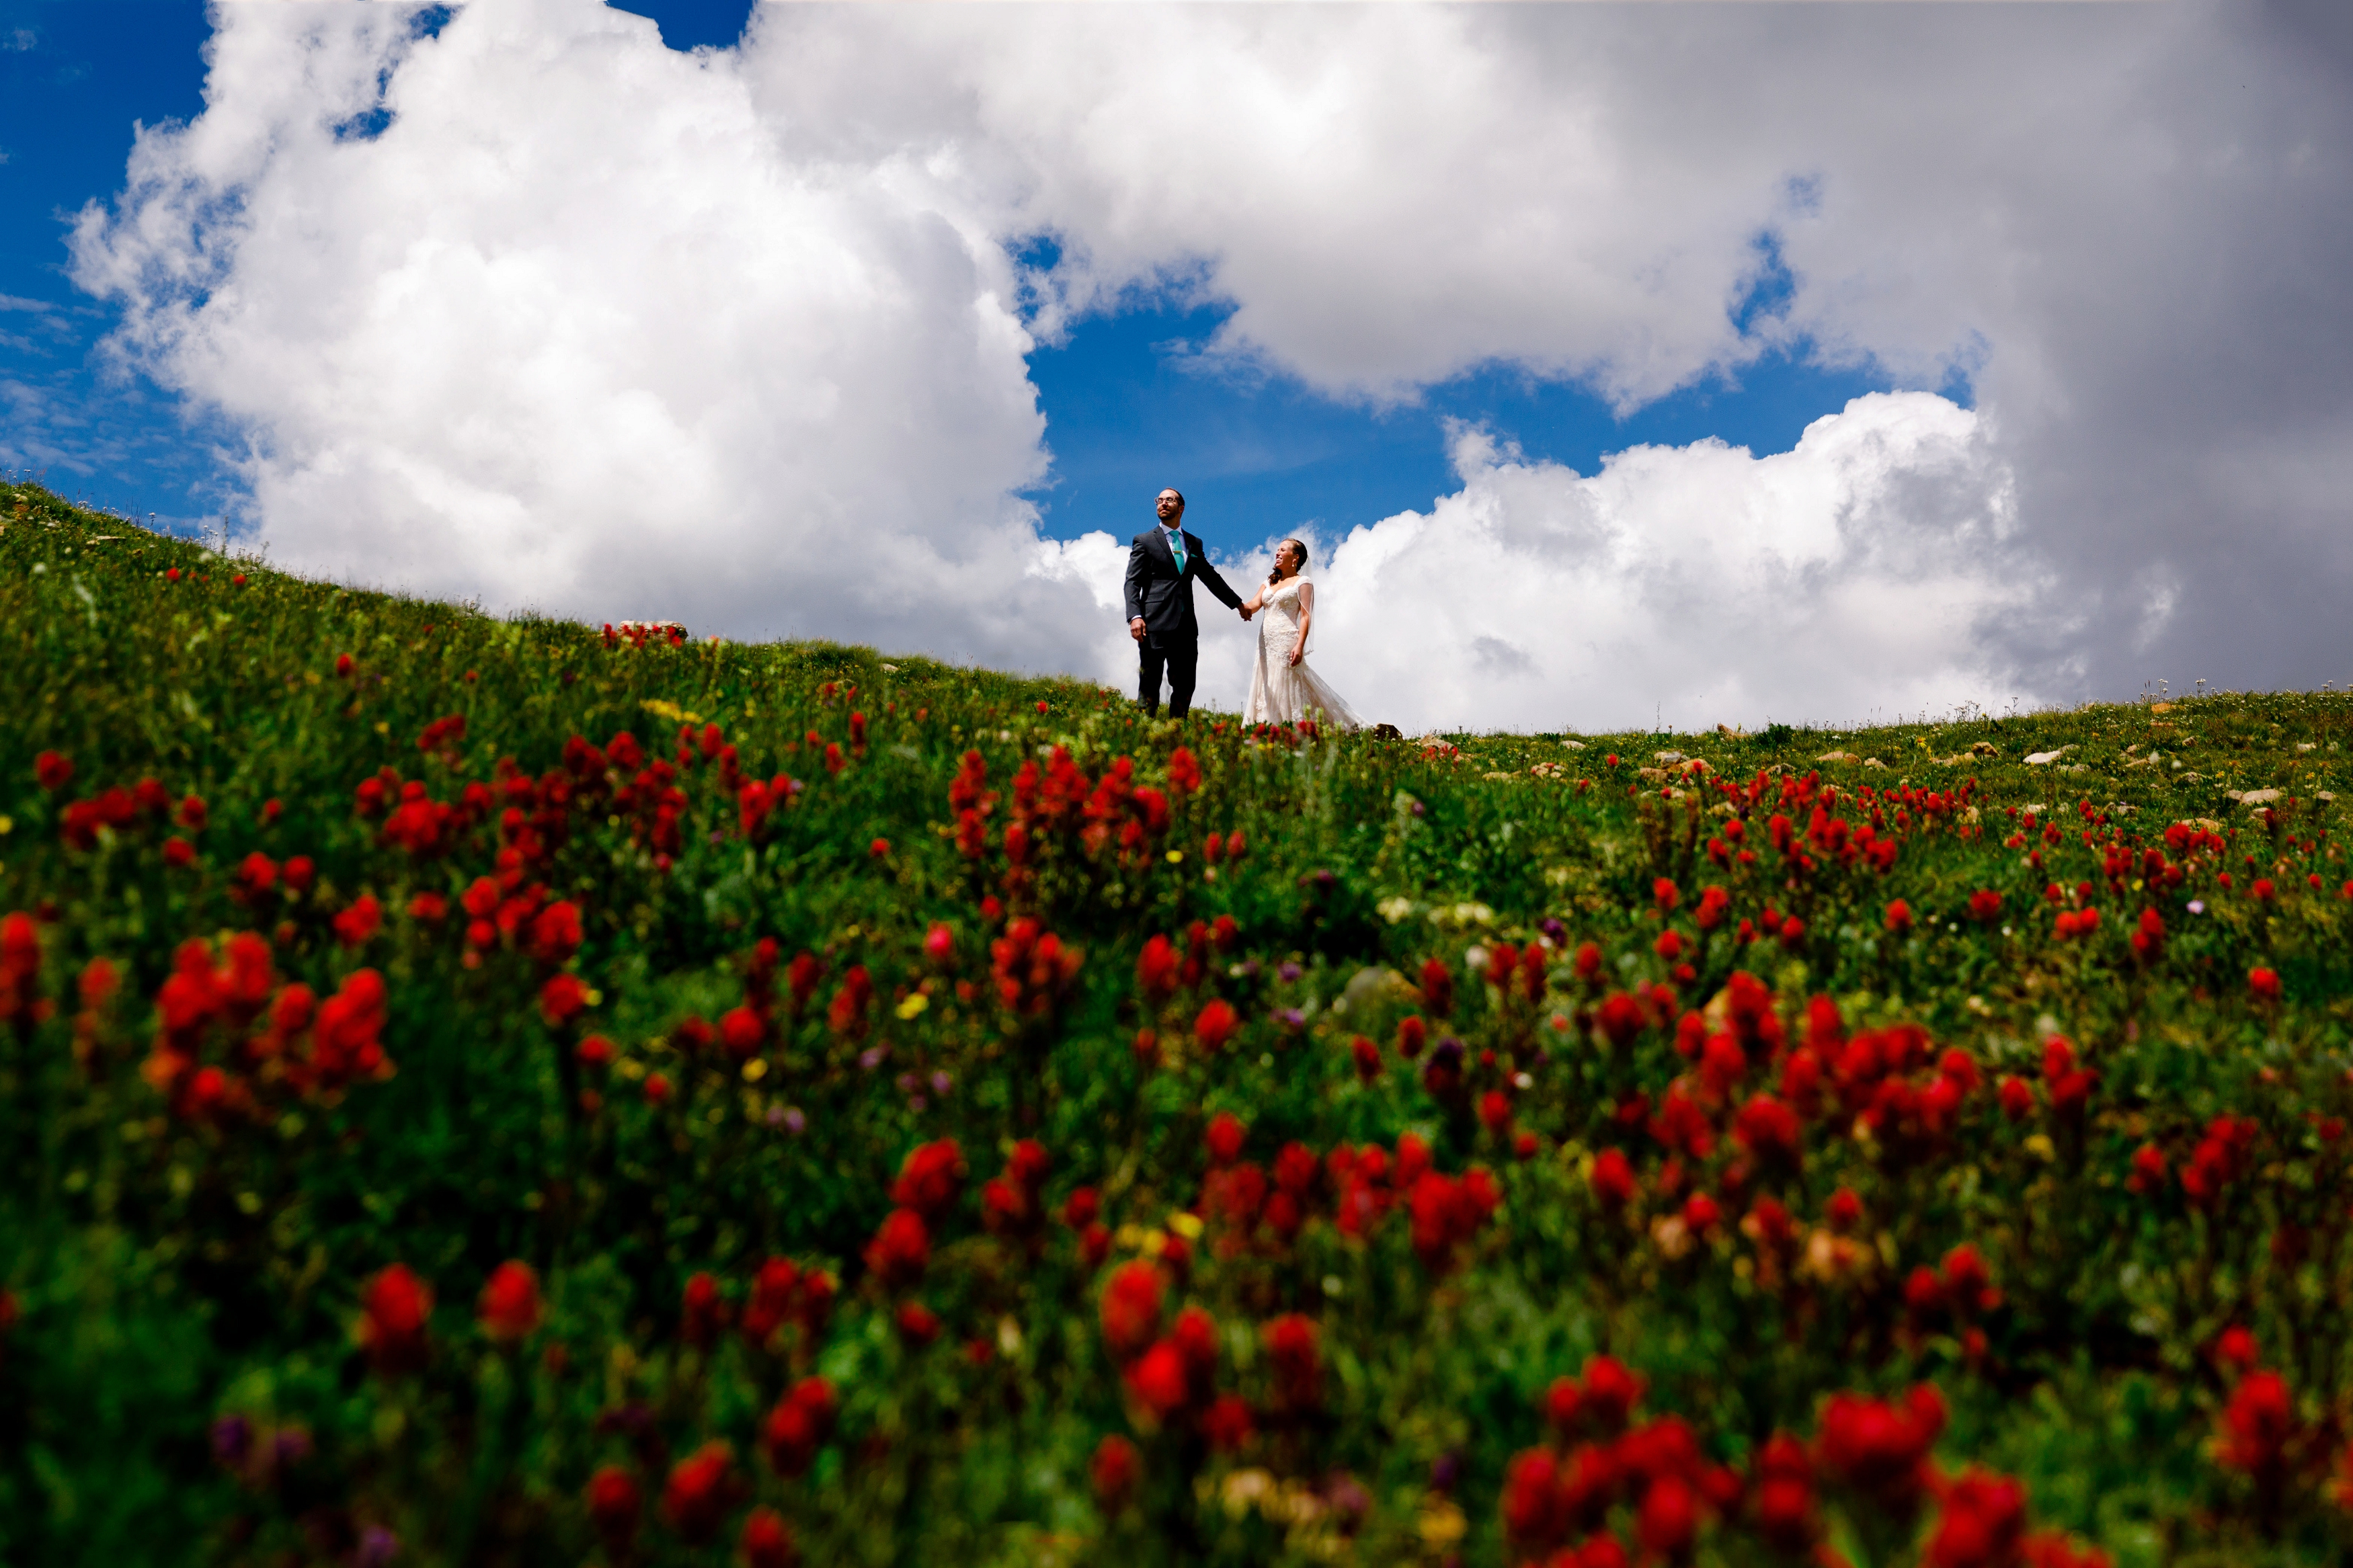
[1241,538,1360,729]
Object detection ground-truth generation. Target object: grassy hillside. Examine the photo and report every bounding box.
[2,478,2350,1568]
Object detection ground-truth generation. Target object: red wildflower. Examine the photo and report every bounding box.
[234,852,279,901]
[1998,1076,2036,1120]
[1203,1394,1254,1452]
[539,973,588,1026]
[1591,1148,1637,1208]
[1265,1313,1322,1409]
[2247,966,2282,1003]
[358,1264,433,1375]
[740,1506,797,1568]
[1752,1432,1817,1552]
[891,1139,965,1221]
[1636,1472,1700,1557]
[1886,899,1913,935]
[2218,1370,2295,1477]
[0,912,42,1029]
[1125,1338,1190,1419]
[1815,1384,1945,1506]
[1924,1469,2027,1568]
[477,1261,542,1344]
[34,751,73,792]
[2127,1142,2168,1193]
[828,964,874,1034]
[1397,1015,1427,1058]
[1826,1187,1864,1233]
[1479,1089,1513,1136]
[1967,890,2003,923]
[1503,1449,1564,1549]
[1100,1260,1164,1362]
[643,1072,671,1104]
[1167,746,1202,795]
[719,1005,765,1060]
[1195,998,1239,1052]
[864,1208,930,1290]
[1207,1111,1246,1165]
[1581,1356,1643,1432]
[1419,956,1454,1015]
[1090,1435,1142,1512]
[1595,991,1647,1050]
[681,1272,727,1350]
[662,1441,736,1545]
[895,1301,942,1345]
[1137,934,1180,1000]
[2214,1325,2259,1378]
[331,895,381,948]
[1350,1033,1382,1081]
[1734,1094,1802,1166]
[527,901,582,964]
[586,1466,641,1553]
[762,1376,837,1477]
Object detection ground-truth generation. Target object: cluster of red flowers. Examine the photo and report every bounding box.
[1503,1357,1737,1561]
[51,766,208,853]
[980,1139,1053,1244]
[990,918,1084,1019]
[861,1140,963,1331]
[1135,913,1240,1007]
[1,911,48,1034]
[1195,1114,1501,1270]
[138,932,393,1118]
[600,620,687,649]
[1700,770,1947,884]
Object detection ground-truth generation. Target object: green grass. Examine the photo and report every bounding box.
[2,479,2350,1567]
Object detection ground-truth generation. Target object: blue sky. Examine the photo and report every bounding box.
[0,0,1928,553]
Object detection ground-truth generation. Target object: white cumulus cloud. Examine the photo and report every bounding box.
[71,0,1096,667]
[1160,392,2030,733]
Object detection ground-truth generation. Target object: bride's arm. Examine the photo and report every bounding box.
[1240,583,1266,614]
[1289,581,1312,665]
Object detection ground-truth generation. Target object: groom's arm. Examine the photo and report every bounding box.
[1193,552,1245,612]
[1124,536,1151,625]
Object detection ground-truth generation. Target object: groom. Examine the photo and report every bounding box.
[1125,488,1249,718]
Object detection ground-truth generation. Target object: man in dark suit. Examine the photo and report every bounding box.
[1125,487,1249,718]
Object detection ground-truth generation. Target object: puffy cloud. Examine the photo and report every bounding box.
[69,0,2353,724]
[753,1,2353,699]
[1050,392,2028,733]
[71,0,1094,666]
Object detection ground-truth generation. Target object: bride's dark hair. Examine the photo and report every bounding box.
[1268,538,1307,585]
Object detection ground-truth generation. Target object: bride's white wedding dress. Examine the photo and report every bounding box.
[1244,576,1360,729]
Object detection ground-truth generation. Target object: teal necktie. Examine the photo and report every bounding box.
[1165,526,1187,574]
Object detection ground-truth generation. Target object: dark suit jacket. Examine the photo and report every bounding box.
[1124,526,1244,647]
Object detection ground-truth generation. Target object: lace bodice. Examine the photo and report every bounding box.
[1259,577,1306,630]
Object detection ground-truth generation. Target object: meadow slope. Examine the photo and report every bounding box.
[3,480,2352,1567]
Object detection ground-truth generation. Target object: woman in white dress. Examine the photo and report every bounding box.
[1241,539,1360,729]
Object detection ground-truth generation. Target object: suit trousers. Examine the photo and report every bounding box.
[1138,637,1198,717]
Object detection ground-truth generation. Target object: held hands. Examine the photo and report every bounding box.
[1239,605,1254,622]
